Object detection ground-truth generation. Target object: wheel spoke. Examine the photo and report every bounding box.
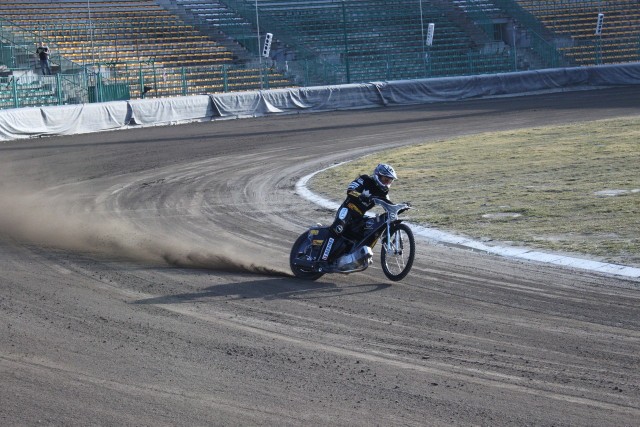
[381,224,415,281]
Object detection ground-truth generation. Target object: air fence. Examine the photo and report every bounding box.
[0,62,638,141]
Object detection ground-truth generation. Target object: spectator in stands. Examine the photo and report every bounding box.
[35,42,52,75]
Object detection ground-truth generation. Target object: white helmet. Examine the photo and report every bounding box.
[373,163,397,191]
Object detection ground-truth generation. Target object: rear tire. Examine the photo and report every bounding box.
[289,232,325,280]
[380,223,415,281]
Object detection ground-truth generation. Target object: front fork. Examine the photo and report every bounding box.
[384,223,402,255]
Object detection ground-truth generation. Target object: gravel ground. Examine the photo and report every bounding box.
[1,87,639,426]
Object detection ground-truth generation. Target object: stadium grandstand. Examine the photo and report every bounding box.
[0,0,638,110]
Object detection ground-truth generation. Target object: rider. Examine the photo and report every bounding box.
[320,163,397,263]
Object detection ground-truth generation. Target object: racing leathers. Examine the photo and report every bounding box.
[319,174,392,263]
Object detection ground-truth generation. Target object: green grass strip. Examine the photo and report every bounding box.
[309,115,640,267]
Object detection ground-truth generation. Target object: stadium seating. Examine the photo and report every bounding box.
[176,0,515,82]
[0,75,59,109]
[0,0,230,68]
[0,0,638,110]
[0,0,293,104]
[515,0,640,65]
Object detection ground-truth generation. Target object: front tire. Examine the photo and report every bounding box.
[289,232,325,280]
[380,223,415,281]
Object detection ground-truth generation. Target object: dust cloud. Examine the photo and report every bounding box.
[0,189,289,276]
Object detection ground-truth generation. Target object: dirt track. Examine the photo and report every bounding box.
[1,87,639,426]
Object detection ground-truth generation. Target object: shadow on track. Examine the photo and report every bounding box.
[131,277,391,304]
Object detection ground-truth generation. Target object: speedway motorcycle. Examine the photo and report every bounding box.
[290,198,415,281]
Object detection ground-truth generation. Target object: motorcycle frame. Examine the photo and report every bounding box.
[345,199,409,255]
[290,199,412,279]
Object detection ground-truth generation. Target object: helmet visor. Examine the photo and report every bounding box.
[378,174,394,187]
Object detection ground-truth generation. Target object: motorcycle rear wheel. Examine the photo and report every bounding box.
[290,232,325,280]
[380,223,415,281]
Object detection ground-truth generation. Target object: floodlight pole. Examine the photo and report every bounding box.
[419,0,426,76]
[255,0,263,88]
[87,0,95,67]
[595,1,604,65]
[425,23,434,77]
[513,24,517,71]
[341,0,350,83]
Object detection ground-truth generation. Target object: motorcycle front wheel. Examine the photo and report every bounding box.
[289,232,325,281]
[380,223,415,281]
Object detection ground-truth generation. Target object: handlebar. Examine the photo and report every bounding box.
[373,198,413,219]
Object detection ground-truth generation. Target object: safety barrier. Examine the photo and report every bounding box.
[0,62,638,141]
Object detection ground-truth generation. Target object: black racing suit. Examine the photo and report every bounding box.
[319,174,391,263]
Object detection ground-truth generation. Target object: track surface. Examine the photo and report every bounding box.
[1,87,639,426]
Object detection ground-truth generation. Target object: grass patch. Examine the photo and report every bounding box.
[309,116,640,267]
